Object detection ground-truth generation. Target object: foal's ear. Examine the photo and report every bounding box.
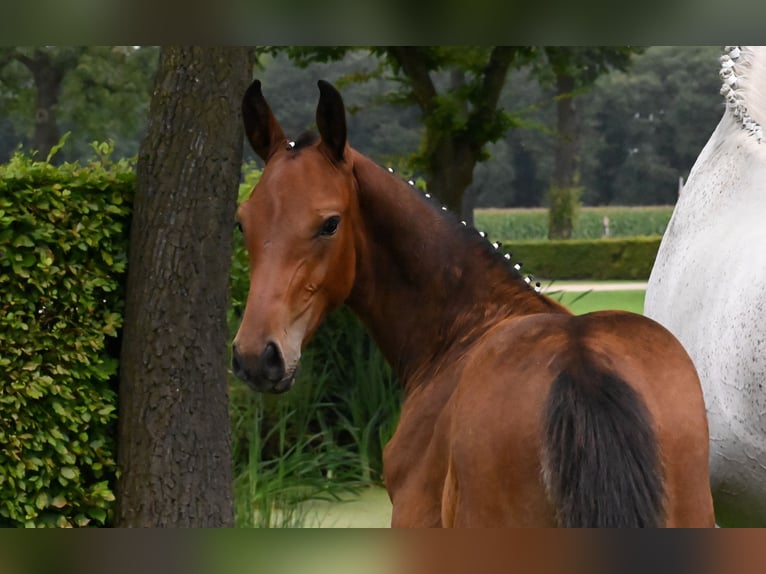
[316,80,347,163]
[242,79,286,163]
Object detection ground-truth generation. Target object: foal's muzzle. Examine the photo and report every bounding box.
[232,341,296,393]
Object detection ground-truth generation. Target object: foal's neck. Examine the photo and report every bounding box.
[346,151,567,390]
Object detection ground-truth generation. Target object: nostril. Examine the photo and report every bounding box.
[261,341,285,382]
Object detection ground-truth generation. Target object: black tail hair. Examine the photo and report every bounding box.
[542,368,665,527]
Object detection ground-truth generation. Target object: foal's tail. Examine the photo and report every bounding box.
[542,367,665,527]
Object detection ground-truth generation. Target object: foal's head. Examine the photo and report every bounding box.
[233,80,359,393]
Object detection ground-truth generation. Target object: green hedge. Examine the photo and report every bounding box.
[502,236,662,280]
[0,148,133,527]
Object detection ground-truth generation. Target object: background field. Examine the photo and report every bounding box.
[474,206,673,240]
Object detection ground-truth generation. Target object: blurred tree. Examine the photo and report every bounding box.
[0,47,84,160]
[0,53,33,160]
[470,66,553,208]
[533,47,642,237]
[116,46,255,527]
[510,136,545,207]
[251,49,422,167]
[249,46,724,212]
[60,46,157,159]
[0,46,157,162]
[579,46,722,205]
[281,46,536,224]
[383,47,532,223]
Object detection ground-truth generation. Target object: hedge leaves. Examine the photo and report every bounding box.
[0,147,133,527]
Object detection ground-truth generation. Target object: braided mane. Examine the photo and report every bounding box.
[719,46,765,143]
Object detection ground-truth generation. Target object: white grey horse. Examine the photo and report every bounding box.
[645,45,766,526]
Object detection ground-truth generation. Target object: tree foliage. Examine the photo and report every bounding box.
[533,47,644,238]
[272,46,682,217]
[535,47,641,88]
[0,46,157,163]
[0,46,727,209]
[279,46,536,220]
[578,46,722,205]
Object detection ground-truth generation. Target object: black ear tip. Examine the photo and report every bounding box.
[245,79,263,99]
[317,80,340,98]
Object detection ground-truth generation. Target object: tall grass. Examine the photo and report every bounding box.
[230,307,400,527]
[232,350,366,527]
[320,314,401,484]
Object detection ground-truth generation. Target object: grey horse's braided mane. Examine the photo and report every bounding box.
[720,46,764,144]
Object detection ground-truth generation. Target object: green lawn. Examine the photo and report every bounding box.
[550,289,646,315]
[301,487,392,528]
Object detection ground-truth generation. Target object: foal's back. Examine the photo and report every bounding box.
[411,310,714,527]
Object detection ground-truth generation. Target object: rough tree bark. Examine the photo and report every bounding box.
[116,46,254,527]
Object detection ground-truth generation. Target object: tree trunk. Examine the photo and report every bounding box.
[548,72,580,239]
[385,47,516,225]
[12,50,72,161]
[553,73,578,189]
[116,46,254,527]
[31,63,64,160]
[426,135,477,221]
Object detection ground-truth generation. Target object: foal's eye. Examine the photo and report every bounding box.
[318,215,341,237]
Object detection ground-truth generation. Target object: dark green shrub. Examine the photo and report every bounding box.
[503,236,662,280]
[0,147,133,527]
